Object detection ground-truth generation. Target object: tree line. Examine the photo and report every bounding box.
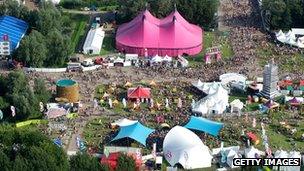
[0,0,73,67]
[58,0,218,30]
[262,0,304,30]
[116,0,218,30]
[0,71,51,121]
[0,125,136,171]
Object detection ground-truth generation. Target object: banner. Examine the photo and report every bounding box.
[10,106,15,117]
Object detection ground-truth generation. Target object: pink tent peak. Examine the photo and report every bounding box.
[116,9,203,57]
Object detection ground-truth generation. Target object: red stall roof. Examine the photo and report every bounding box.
[127,86,151,99]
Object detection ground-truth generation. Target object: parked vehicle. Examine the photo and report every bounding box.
[94,57,103,65]
[67,62,83,72]
[82,59,94,67]
[70,56,80,62]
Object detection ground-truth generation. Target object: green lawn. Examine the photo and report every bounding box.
[257,42,304,74]
[188,31,234,66]
[64,13,89,53]
[100,35,116,56]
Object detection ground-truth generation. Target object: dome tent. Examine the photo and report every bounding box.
[163,126,212,169]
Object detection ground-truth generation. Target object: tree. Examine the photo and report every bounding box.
[34,78,51,104]
[0,126,85,170]
[0,71,41,121]
[35,2,63,35]
[0,125,69,171]
[0,150,11,171]
[15,30,47,67]
[0,0,30,22]
[261,0,301,30]
[69,153,104,171]
[116,0,218,29]
[116,153,136,171]
[45,29,72,67]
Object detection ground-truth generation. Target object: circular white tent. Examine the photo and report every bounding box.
[163,126,212,169]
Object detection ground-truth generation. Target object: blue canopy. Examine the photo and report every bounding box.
[0,15,28,51]
[111,122,155,146]
[184,116,223,136]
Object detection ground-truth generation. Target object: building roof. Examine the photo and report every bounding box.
[83,27,105,51]
[127,86,151,99]
[0,15,28,51]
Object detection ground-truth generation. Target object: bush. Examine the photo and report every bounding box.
[116,153,136,171]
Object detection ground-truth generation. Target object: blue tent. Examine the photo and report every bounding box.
[111,122,155,146]
[0,15,28,51]
[184,116,223,136]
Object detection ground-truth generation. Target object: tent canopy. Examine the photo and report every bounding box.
[111,122,154,146]
[163,126,212,169]
[184,116,223,136]
[116,9,203,57]
[127,86,151,99]
[111,118,138,127]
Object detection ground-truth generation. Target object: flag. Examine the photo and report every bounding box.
[252,118,256,128]
[10,106,15,117]
[0,109,3,120]
[39,102,44,112]
[104,148,110,158]
[152,143,156,159]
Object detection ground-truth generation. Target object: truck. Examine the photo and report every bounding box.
[81,59,94,67]
[67,62,83,72]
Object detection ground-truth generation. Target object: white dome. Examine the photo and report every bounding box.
[163,126,212,169]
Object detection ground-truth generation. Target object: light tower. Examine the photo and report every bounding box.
[260,59,279,99]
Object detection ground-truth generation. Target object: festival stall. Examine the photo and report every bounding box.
[127,86,151,101]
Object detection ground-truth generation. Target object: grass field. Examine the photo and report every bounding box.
[257,42,304,74]
[64,13,89,53]
[100,35,116,56]
[188,31,234,65]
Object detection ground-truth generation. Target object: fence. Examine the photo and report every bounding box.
[24,65,102,73]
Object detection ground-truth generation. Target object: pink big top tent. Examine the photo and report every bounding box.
[116,9,203,57]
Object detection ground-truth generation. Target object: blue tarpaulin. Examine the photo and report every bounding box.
[0,15,28,51]
[184,116,224,136]
[53,138,62,147]
[111,122,155,146]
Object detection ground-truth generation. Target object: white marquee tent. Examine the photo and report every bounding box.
[273,150,301,171]
[163,126,212,170]
[46,0,61,4]
[192,83,229,115]
[192,81,222,95]
[219,73,247,86]
[83,27,105,55]
[230,99,244,113]
[226,149,241,168]
[244,146,263,158]
[276,29,304,48]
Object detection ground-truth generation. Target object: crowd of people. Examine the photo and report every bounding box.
[20,0,304,157]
